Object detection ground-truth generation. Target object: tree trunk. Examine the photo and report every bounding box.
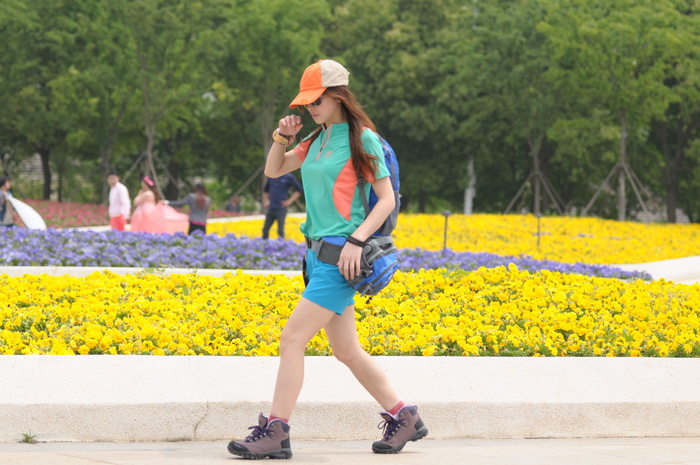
[664,123,678,224]
[618,114,629,222]
[418,188,427,213]
[99,100,124,204]
[529,135,543,216]
[657,115,693,224]
[39,147,52,200]
[165,158,181,201]
[144,125,164,200]
[464,156,476,215]
[100,144,112,204]
[57,168,63,202]
[665,118,691,224]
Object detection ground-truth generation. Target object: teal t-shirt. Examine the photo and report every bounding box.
[293,123,389,240]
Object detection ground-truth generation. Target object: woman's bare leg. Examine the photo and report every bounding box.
[269,297,336,420]
[324,304,400,411]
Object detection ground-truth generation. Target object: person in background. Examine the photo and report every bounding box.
[224,195,242,213]
[0,176,15,227]
[106,172,131,231]
[164,183,211,235]
[130,176,162,233]
[262,173,302,239]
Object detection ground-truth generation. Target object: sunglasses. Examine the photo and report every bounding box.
[306,96,323,107]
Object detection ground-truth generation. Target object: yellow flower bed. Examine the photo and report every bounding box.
[209,214,700,265]
[2,268,699,357]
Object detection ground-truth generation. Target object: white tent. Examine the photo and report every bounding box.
[8,196,47,230]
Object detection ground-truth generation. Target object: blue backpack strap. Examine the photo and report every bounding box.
[358,178,371,217]
[358,134,400,236]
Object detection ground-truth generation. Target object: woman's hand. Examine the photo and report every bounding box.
[279,115,303,137]
[338,242,363,281]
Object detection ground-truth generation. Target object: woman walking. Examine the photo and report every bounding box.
[227,59,428,459]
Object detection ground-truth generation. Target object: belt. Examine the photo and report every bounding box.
[305,237,345,266]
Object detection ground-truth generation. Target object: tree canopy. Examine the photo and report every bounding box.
[1,0,700,222]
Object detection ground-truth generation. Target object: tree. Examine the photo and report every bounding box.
[0,0,85,199]
[542,0,684,220]
[439,0,565,216]
[647,2,700,222]
[207,0,330,206]
[327,0,458,212]
[109,0,227,198]
[0,0,37,183]
[48,0,142,202]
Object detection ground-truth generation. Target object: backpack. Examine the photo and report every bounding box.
[350,135,400,295]
[358,136,401,236]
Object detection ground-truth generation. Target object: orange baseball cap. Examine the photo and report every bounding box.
[289,59,350,108]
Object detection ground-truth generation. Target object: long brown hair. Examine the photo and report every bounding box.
[143,176,160,203]
[194,183,208,209]
[306,86,380,180]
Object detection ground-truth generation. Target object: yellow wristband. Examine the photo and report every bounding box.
[272,129,294,147]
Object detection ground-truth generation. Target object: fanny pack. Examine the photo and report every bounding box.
[304,236,400,296]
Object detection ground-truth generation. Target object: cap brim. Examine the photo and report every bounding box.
[289,88,325,109]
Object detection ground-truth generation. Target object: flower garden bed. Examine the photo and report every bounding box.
[208,214,700,265]
[0,228,649,280]
[1,213,700,357]
[1,267,698,357]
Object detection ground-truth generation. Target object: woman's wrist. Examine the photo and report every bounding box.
[272,128,295,146]
[346,235,366,247]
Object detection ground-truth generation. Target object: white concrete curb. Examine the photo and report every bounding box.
[2,253,700,442]
[1,356,700,442]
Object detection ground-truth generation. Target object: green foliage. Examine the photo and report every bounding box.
[327,0,461,212]
[1,0,700,220]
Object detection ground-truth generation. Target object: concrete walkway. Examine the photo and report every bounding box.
[2,438,700,465]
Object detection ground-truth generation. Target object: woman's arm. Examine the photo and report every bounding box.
[167,195,189,208]
[337,176,395,281]
[350,176,395,242]
[264,116,304,178]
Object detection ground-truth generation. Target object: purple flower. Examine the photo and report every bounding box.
[0,229,651,280]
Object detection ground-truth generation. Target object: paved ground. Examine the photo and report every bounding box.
[2,438,700,465]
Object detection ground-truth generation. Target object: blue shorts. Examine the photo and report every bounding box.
[302,239,357,315]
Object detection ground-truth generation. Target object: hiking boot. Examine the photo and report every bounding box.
[227,414,292,460]
[372,405,428,454]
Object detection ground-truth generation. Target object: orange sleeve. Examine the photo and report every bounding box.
[294,138,312,161]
